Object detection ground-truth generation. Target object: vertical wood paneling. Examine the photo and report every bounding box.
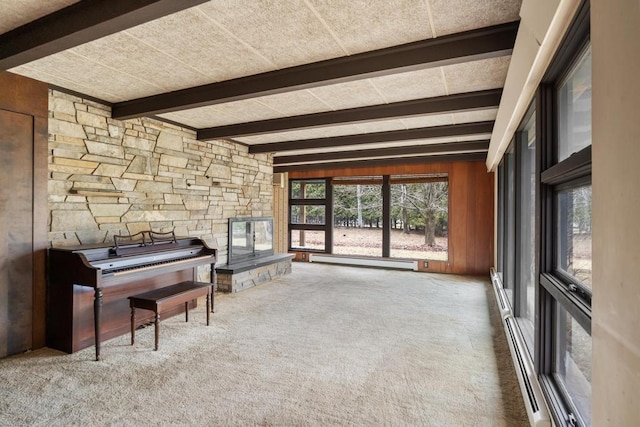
[272,172,288,253]
[451,162,469,274]
[0,72,48,355]
[0,110,34,357]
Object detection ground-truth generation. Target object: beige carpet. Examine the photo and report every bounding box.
[0,263,528,426]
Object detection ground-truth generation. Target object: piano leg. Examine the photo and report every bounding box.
[210,263,216,313]
[154,312,160,351]
[206,288,211,326]
[94,288,103,361]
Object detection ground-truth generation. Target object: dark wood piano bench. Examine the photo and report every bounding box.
[128,281,213,351]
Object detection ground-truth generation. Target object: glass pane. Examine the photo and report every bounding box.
[253,219,273,251]
[497,161,505,277]
[557,45,592,162]
[504,145,516,306]
[555,304,592,426]
[518,113,536,353]
[556,185,592,289]
[290,205,326,225]
[389,181,448,260]
[231,221,252,257]
[290,180,325,199]
[333,184,382,256]
[290,229,324,251]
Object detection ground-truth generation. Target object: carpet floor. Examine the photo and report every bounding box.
[0,263,528,426]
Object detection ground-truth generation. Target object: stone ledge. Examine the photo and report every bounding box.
[216,253,294,293]
[215,253,294,274]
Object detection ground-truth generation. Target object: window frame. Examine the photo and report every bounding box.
[288,178,333,253]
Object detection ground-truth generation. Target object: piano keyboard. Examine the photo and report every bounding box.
[103,254,214,276]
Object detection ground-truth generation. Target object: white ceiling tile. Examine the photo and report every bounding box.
[13,51,161,102]
[253,90,331,116]
[198,0,346,69]
[370,68,447,103]
[10,64,119,101]
[428,0,521,37]
[125,8,276,81]
[158,100,275,129]
[0,0,78,33]
[455,133,493,142]
[401,114,454,129]
[234,123,368,145]
[306,0,432,54]
[451,108,498,124]
[69,32,212,93]
[275,135,466,156]
[308,80,386,110]
[356,120,407,133]
[442,56,511,94]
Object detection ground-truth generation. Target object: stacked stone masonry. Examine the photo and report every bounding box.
[48,89,274,281]
[217,258,293,293]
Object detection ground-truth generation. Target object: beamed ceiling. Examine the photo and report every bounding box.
[1,0,522,172]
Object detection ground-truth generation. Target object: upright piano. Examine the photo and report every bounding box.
[47,232,217,360]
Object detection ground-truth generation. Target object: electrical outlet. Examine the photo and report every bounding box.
[423,261,428,268]
[302,253,306,260]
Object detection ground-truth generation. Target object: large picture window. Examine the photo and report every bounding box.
[290,174,449,261]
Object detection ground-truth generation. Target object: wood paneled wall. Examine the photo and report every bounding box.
[272,172,289,253]
[0,72,48,355]
[289,160,494,275]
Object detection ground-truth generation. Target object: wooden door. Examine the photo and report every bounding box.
[0,109,35,357]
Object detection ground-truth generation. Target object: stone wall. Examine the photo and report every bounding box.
[47,89,273,271]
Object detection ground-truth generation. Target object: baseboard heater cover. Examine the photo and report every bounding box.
[490,268,551,427]
[490,267,512,319]
[308,254,418,271]
[503,316,552,427]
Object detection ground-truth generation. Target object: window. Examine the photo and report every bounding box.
[502,144,516,306]
[290,174,449,260]
[288,179,332,253]
[390,176,449,261]
[517,111,537,354]
[554,303,592,426]
[557,46,592,163]
[332,180,383,256]
[496,107,536,357]
[556,183,592,290]
[538,4,592,425]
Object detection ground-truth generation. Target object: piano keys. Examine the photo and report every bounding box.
[47,233,217,360]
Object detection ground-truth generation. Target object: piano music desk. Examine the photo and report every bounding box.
[128,281,213,351]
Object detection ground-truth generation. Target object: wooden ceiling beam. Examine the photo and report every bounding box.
[112,21,518,119]
[0,0,208,70]
[198,89,501,140]
[249,121,494,153]
[274,153,487,173]
[273,140,489,165]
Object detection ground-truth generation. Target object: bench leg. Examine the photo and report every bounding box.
[154,312,160,351]
[130,306,136,345]
[185,302,189,322]
[211,288,215,313]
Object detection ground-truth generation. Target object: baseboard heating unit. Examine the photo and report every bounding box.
[308,254,418,271]
[490,268,552,427]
